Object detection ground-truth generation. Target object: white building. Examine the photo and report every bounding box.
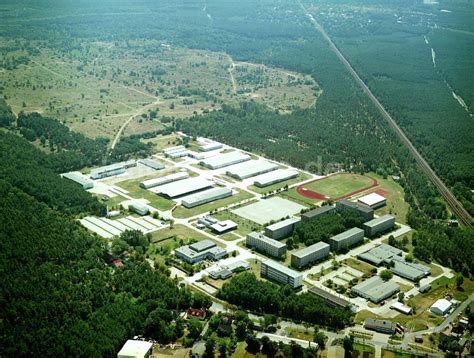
[430,299,452,316]
[117,340,153,358]
[358,192,387,209]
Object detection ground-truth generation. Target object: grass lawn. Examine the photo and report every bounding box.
[303,173,374,199]
[247,172,311,194]
[286,328,313,341]
[343,258,376,276]
[280,187,319,206]
[355,310,382,324]
[211,210,263,236]
[142,134,180,153]
[150,224,209,243]
[245,258,262,279]
[219,232,241,241]
[172,189,255,219]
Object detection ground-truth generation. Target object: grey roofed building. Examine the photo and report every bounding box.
[90,160,136,180]
[357,244,403,266]
[261,260,303,288]
[336,199,374,221]
[182,187,233,208]
[157,177,213,198]
[131,201,149,216]
[253,169,299,187]
[363,214,395,237]
[364,319,397,335]
[200,142,223,152]
[200,151,251,169]
[226,160,278,180]
[390,255,431,281]
[327,227,365,252]
[351,276,400,303]
[301,205,336,222]
[139,158,165,170]
[190,239,216,252]
[308,286,351,308]
[246,232,287,258]
[210,220,238,234]
[291,241,330,269]
[265,217,300,240]
[62,171,94,189]
[163,145,185,154]
[175,239,227,264]
[225,260,250,272]
[141,171,189,189]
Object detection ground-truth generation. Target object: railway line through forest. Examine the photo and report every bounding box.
[296,0,473,227]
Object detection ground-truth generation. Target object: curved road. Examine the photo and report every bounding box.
[296,0,473,227]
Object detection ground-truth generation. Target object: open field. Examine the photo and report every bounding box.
[150,224,210,244]
[0,39,319,139]
[210,210,263,236]
[172,189,255,219]
[296,173,377,200]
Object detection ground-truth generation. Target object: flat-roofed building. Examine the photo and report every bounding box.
[358,192,386,209]
[246,232,287,258]
[163,145,185,154]
[117,340,153,358]
[261,260,303,288]
[200,142,223,152]
[175,239,227,264]
[301,206,336,222]
[140,172,189,189]
[327,228,365,252]
[254,169,299,187]
[363,215,395,237]
[157,177,213,198]
[182,187,232,208]
[391,301,412,315]
[200,151,251,169]
[430,299,452,316]
[167,149,188,159]
[291,242,330,269]
[390,256,431,281]
[130,201,149,216]
[210,220,238,234]
[308,286,351,308]
[364,319,397,335]
[139,158,165,170]
[226,160,278,180]
[351,276,400,303]
[90,160,136,180]
[61,171,94,189]
[357,244,403,266]
[265,217,300,240]
[187,150,206,160]
[336,199,374,221]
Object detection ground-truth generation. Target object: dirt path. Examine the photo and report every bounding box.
[227,55,237,94]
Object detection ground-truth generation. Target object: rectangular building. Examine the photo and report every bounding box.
[327,228,365,252]
[261,260,303,289]
[358,192,386,209]
[336,199,374,222]
[246,232,287,258]
[390,255,431,281]
[301,206,336,222]
[163,145,185,154]
[140,172,189,189]
[200,142,223,152]
[351,276,400,303]
[265,218,300,240]
[357,244,403,266]
[175,239,227,264]
[364,319,397,335]
[291,241,330,269]
[182,187,232,208]
[254,169,299,187]
[139,158,165,170]
[226,160,278,180]
[200,151,251,169]
[90,160,136,180]
[157,177,213,198]
[118,340,153,358]
[308,286,351,308]
[363,215,395,237]
[61,171,94,189]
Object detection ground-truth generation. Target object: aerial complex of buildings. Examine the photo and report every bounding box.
[65,134,461,353]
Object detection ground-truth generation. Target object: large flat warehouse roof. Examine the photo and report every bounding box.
[200,151,251,169]
[226,160,278,179]
[232,197,306,225]
[155,177,213,198]
[254,169,299,187]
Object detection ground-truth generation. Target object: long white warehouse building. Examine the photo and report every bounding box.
[156,177,213,198]
[182,187,233,208]
[200,151,251,169]
[254,169,299,187]
[226,160,278,180]
[140,172,189,189]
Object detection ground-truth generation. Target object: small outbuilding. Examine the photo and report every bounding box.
[117,340,153,358]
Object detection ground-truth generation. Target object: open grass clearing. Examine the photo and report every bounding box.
[210,210,262,236]
[302,173,375,199]
[279,187,321,206]
[343,258,376,276]
[150,224,209,244]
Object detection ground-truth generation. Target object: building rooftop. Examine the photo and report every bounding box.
[262,260,301,279]
[62,171,94,187]
[292,241,330,258]
[337,199,374,213]
[329,227,364,243]
[117,340,153,358]
[365,319,397,332]
[390,255,431,280]
[211,219,238,233]
[247,232,286,248]
[431,299,452,312]
[391,301,412,314]
[253,169,299,186]
[358,243,403,265]
[352,276,400,302]
[266,217,300,231]
[139,158,165,170]
[364,214,395,228]
[302,205,335,219]
[157,177,213,198]
[200,151,250,168]
[308,286,351,307]
[225,260,250,272]
[189,239,216,252]
[358,192,386,207]
[182,187,232,206]
[226,160,278,179]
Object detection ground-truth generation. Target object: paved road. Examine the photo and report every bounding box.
[296,0,472,227]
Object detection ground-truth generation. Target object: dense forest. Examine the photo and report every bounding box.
[218,272,354,329]
[0,179,209,356]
